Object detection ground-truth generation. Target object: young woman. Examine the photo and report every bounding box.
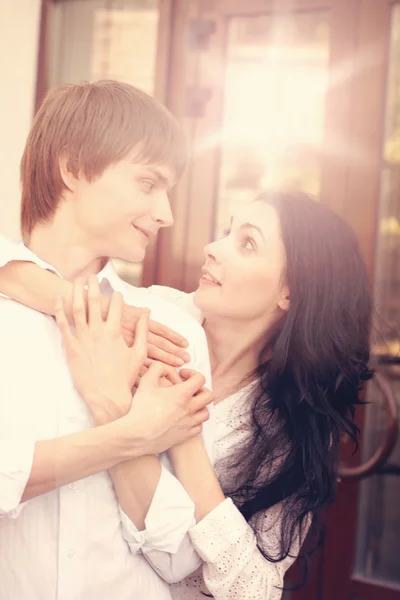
[0,191,372,599]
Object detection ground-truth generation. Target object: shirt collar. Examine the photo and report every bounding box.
[97,260,128,294]
[18,242,63,277]
[18,242,126,293]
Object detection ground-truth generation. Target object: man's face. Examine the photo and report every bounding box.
[71,149,176,262]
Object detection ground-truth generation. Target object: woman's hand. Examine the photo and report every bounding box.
[120,305,191,368]
[134,362,183,391]
[55,276,148,425]
[127,362,212,454]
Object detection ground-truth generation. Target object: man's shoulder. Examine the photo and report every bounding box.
[0,295,42,317]
[0,296,53,332]
[122,282,205,340]
[104,272,211,381]
[0,297,55,357]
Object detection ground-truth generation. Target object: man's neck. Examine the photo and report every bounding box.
[26,213,105,282]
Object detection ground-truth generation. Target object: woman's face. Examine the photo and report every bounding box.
[194,201,289,322]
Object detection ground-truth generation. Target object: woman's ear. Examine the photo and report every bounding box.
[277,286,290,312]
[59,155,78,192]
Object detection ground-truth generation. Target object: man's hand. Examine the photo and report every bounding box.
[122,362,212,455]
[55,276,147,425]
[121,304,191,367]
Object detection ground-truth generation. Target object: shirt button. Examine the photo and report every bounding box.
[67,549,76,559]
[69,482,77,490]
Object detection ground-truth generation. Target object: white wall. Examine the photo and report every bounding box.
[0,0,42,240]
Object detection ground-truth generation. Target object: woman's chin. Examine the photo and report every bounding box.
[193,287,202,308]
[193,286,219,314]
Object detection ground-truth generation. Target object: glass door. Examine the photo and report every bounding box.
[350,3,400,598]
[159,1,399,599]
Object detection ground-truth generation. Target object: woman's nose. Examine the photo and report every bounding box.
[203,239,220,262]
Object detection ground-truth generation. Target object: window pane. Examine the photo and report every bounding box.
[214,11,330,239]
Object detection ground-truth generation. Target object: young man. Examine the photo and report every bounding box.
[0,81,213,599]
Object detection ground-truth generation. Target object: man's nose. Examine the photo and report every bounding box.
[152,191,174,228]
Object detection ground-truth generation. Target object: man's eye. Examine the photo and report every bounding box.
[142,180,156,191]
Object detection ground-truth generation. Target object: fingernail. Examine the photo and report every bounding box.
[182,340,189,348]
[176,358,185,366]
[183,353,191,363]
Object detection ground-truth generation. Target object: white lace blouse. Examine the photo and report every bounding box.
[148,287,299,600]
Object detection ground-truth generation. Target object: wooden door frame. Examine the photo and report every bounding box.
[212,0,332,12]
[151,0,222,291]
[320,2,393,599]
[143,0,204,289]
[141,0,177,287]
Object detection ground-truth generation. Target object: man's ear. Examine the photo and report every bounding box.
[59,155,78,192]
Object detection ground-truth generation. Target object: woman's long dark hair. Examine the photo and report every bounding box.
[223,191,373,572]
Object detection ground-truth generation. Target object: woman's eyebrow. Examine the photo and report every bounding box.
[234,218,265,242]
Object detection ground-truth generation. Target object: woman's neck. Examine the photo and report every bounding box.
[203,315,273,403]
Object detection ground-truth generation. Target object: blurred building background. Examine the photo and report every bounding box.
[0,0,42,241]
[1,1,400,599]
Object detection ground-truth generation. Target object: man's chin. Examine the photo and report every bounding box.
[112,247,146,265]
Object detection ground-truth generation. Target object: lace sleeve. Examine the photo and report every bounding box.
[188,498,298,600]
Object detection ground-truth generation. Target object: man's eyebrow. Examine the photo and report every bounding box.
[143,167,172,187]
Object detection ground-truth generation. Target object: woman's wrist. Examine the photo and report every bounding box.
[168,435,206,470]
[168,434,225,522]
[169,434,203,458]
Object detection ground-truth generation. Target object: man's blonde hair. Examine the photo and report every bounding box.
[20,80,186,236]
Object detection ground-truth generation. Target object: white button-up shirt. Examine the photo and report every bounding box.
[0,237,213,600]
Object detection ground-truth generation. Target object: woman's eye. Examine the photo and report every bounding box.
[242,237,255,251]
